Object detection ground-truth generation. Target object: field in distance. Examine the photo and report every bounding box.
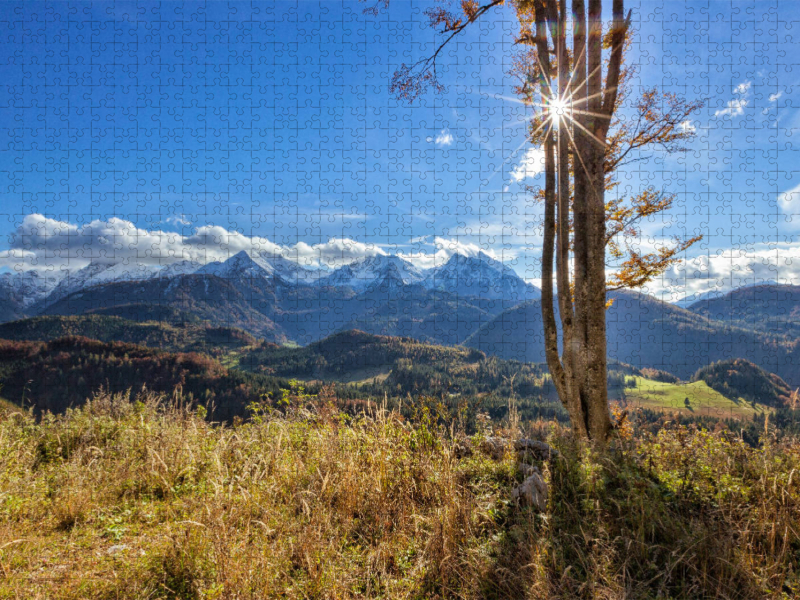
[622,376,771,419]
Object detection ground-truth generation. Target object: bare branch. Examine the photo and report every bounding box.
[387,0,504,103]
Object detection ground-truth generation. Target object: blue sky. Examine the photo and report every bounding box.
[1,0,799,300]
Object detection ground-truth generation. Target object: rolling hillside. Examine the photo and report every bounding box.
[0,315,257,355]
[0,331,565,422]
[39,274,287,341]
[237,329,486,378]
[688,284,800,336]
[692,358,793,407]
[0,337,285,420]
[464,290,800,387]
[622,377,770,419]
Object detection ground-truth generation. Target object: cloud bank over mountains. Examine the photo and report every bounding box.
[1,214,508,276]
[5,214,800,305]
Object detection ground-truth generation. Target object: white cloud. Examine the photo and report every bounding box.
[647,243,800,300]
[434,129,453,146]
[715,81,750,118]
[510,147,545,181]
[679,120,696,134]
[166,215,192,226]
[715,97,747,118]
[778,182,800,211]
[769,91,783,102]
[0,214,387,273]
[293,239,385,269]
[397,237,502,271]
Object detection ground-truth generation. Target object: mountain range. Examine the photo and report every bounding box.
[2,250,798,388]
[0,251,540,345]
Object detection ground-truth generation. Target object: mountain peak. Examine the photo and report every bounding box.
[318,254,423,289]
[197,251,274,279]
[427,252,538,300]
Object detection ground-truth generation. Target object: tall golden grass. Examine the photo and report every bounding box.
[0,389,798,599]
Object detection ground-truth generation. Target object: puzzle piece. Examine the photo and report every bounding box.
[0,0,797,420]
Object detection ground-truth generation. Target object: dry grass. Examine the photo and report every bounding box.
[0,390,799,599]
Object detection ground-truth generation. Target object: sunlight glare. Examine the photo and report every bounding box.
[548,95,571,126]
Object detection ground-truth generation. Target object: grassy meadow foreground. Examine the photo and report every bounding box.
[2,390,799,599]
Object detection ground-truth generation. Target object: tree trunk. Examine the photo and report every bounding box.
[534,0,628,446]
[533,0,572,424]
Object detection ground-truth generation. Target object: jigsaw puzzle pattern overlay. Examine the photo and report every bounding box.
[1,1,799,416]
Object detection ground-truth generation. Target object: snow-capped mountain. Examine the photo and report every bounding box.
[317,255,424,289]
[266,254,319,285]
[196,251,318,285]
[154,259,204,278]
[0,269,68,308]
[424,252,540,300]
[39,260,203,307]
[196,251,274,280]
[44,261,162,306]
[4,249,544,324]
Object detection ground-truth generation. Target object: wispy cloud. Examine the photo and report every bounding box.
[715,98,747,118]
[427,129,454,146]
[769,91,783,102]
[165,215,192,226]
[779,182,800,211]
[510,148,545,181]
[715,81,750,118]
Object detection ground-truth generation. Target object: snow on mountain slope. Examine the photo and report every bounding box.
[44,262,163,306]
[317,255,424,289]
[0,269,68,308]
[196,251,275,280]
[263,254,319,284]
[154,260,204,278]
[424,252,540,300]
[18,249,543,315]
[196,251,318,285]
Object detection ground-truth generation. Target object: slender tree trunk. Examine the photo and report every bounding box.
[534,0,572,420]
[554,0,581,430]
[582,0,613,443]
[534,0,629,445]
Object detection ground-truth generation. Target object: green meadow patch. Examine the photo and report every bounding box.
[624,376,771,418]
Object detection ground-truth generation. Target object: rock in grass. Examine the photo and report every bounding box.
[512,468,548,511]
[453,438,474,458]
[514,438,561,462]
[479,436,508,459]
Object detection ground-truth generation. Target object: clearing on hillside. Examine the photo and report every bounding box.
[622,376,771,419]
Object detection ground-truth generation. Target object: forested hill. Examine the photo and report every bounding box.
[236,329,486,378]
[0,337,285,420]
[688,284,800,336]
[0,315,257,355]
[692,359,794,407]
[0,333,565,423]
